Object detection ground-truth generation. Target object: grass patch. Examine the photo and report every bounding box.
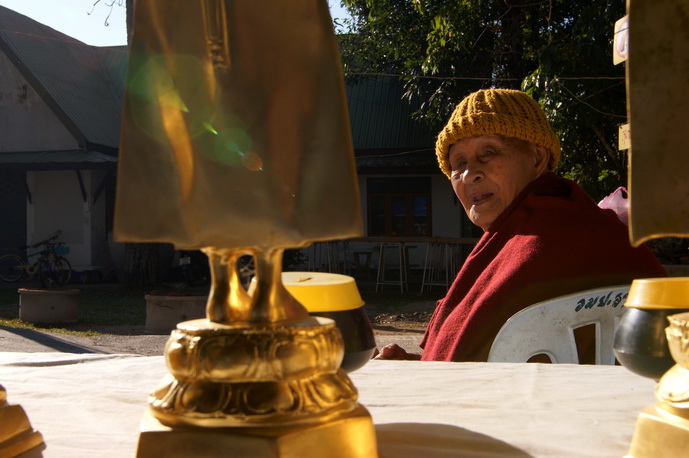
[0,318,107,336]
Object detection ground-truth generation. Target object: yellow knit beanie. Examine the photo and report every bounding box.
[435,88,561,178]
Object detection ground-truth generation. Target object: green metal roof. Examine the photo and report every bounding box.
[346,76,437,173]
[346,76,435,151]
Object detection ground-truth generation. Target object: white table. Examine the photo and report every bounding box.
[1,353,656,457]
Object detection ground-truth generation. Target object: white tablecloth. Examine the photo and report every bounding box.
[1,353,656,457]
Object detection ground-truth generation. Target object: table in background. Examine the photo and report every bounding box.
[1,353,655,457]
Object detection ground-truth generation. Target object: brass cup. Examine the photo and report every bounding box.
[613,277,689,380]
[282,272,376,373]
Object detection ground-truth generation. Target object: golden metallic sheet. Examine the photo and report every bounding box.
[114,0,362,250]
[627,0,689,246]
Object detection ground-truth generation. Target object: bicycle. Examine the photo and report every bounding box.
[0,230,73,288]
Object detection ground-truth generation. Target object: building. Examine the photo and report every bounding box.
[0,6,472,280]
[0,6,124,274]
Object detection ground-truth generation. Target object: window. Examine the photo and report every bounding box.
[367,177,431,236]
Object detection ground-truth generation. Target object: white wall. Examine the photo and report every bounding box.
[26,170,109,271]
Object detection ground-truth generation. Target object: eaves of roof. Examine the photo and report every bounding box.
[0,150,117,170]
[355,149,441,175]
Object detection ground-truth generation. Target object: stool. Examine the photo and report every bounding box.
[376,242,408,293]
[306,242,349,274]
[420,243,459,292]
[352,250,373,278]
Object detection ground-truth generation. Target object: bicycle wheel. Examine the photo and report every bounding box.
[237,255,255,289]
[0,254,25,282]
[38,258,56,288]
[55,257,72,285]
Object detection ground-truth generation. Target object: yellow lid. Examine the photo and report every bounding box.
[625,277,689,310]
[282,271,364,312]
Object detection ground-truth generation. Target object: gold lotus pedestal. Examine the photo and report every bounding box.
[135,250,378,457]
[137,318,377,457]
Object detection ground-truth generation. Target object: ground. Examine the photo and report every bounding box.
[366,299,434,333]
[0,284,439,356]
[65,297,436,336]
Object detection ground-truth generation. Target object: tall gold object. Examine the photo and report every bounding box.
[113,1,376,456]
[114,0,361,249]
[0,385,44,456]
[627,0,689,245]
[624,1,689,454]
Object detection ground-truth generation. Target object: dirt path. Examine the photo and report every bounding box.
[1,300,435,356]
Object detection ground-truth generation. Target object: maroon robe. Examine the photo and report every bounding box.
[421,173,667,362]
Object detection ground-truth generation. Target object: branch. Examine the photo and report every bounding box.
[88,0,124,27]
[592,124,622,169]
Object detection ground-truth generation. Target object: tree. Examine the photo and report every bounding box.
[340,0,627,199]
[89,0,134,44]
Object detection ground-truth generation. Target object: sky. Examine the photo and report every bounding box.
[0,0,352,47]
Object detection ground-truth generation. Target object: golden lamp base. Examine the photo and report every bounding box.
[627,310,689,457]
[137,404,378,458]
[133,248,379,456]
[0,387,44,457]
[627,404,689,457]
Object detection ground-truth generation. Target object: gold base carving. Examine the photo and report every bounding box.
[150,317,359,428]
[137,404,378,457]
[0,387,44,457]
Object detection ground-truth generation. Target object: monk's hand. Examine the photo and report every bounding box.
[372,343,410,360]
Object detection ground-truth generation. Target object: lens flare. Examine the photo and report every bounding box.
[127,53,215,144]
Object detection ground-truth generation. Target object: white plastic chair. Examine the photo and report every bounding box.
[487,285,630,364]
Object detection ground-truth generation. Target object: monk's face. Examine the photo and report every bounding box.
[449,135,548,230]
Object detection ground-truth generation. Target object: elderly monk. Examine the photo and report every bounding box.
[376,88,666,362]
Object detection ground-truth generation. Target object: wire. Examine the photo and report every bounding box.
[346,71,624,82]
[554,80,627,118]
[359,148,434,158]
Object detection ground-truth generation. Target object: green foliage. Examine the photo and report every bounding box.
[340,0,628,199]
